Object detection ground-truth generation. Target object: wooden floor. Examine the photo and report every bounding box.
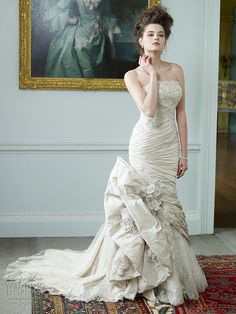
[214,132,236,228]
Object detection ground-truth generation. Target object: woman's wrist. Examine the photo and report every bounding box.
[179,155,188,160]
[149,70,156,77]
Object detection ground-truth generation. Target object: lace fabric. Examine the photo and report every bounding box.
[139,80,182,130]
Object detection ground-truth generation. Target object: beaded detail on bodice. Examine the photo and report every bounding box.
[139,80,183,130]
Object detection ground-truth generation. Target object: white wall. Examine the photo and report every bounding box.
[0,0,220,237]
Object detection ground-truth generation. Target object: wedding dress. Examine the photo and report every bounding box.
[3,80,208,306]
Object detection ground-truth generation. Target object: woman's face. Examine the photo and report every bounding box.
[139,23,166,54]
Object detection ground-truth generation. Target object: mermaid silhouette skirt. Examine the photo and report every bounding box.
[3,81,208,306]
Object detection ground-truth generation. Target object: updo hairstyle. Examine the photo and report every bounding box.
[133,4,174,55]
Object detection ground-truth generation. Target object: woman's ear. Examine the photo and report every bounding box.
[138,38,143,48]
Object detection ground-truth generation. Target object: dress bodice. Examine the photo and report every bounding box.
[139,80,183,130]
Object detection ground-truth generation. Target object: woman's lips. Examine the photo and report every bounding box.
[152,42,160,45]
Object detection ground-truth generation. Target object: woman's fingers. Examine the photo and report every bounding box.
[177,166,182,177]
[139,55,154,74]
[177,160,188,178]
[140,57,150,67]
[177,168,183,178]
[178,169,184,178]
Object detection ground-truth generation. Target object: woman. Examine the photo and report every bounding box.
[3,4,208,306]
[44,0,120,78]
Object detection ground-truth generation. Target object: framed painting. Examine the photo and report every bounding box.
[19,0,161,90]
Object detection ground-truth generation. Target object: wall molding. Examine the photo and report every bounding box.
[0,142,201,153]
[0,211,201,237]
[0,212,104,223]
[198,0,220,234]
[0,212,105,237]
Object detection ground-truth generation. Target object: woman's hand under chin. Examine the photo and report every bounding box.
[138,54,156,76]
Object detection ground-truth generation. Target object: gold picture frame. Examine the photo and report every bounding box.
[19,0,161,90]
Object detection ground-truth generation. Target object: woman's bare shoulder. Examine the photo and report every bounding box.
[124,69,136,80]
[124,66,142,79]
[124,68,140,85]
[170,63,185,84]
[160,61,184,82]
[124,66,149,87]
[170,62,184,73]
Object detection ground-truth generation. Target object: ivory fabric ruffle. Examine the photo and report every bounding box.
[3,156,207,306]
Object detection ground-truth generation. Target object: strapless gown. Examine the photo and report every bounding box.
[3,80,208,306]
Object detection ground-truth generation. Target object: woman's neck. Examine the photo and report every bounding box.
[144,52,163,71]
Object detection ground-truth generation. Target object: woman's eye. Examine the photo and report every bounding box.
[147,34,164,37]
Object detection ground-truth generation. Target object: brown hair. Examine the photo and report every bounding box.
[133,4,174,55]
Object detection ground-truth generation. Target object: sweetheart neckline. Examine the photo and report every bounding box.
[143,80,181,89]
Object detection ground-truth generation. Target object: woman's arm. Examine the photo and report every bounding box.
[124,55,158,117]
[174,64,188,178]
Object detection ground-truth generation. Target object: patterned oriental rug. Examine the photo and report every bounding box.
[173,255,236,314]
[31,255,236,314]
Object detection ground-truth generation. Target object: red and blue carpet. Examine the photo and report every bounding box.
[31,255,236,314]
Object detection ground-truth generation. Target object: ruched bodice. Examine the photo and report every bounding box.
[129,80,182,185]
[3,79,208,307]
